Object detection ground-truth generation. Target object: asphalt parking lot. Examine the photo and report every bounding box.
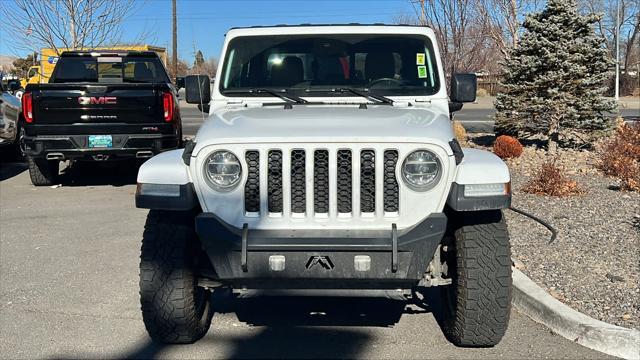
[0,103,611,359]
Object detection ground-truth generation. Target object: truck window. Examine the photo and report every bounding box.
[221,34,440,96]
[51,56,169,83]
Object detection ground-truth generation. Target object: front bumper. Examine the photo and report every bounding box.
[24,133,179,160]
[195,213,447,290]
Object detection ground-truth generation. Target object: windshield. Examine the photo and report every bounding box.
[220,34,440,97]
[50,56,170,84]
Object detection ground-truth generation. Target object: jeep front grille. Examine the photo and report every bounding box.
[244,148,400,217]
[336,150,353,213]
[244,151,260,213]
[383,150,399,212]
[290,150,306,213]
[267,150,283,213]
[314,150,329,213]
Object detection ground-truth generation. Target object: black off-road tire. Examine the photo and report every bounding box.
[139,210,214,344]
[27,156,59,186]
[440,210,512,347]
[11,120,26,160]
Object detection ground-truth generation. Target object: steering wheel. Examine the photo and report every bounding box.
[368,77,403,88]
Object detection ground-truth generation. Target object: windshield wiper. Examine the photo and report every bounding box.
[304,87,393,105]
[224,88,307,104]
[335,87,394,105]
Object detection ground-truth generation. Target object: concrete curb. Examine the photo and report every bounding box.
[512,268,640,359]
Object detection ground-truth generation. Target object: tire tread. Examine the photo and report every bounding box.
[443,210,512,347]
[27,156,58,186]
[139,210,212,344]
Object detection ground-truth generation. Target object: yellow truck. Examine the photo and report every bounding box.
[20,45,167,89]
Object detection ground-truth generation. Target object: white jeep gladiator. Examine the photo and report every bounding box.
[135,25,512,346]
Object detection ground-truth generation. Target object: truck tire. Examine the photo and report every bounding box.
[14,121,26,159]
[139,210,214,344]
[27,156,59,186]
[440,210,511,347]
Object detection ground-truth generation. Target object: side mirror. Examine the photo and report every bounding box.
[450,73,477,104]
[185,75,211,108]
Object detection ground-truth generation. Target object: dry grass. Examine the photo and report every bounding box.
[493,135,523,159]
[597,122,640,191]
[522,159,583,196]
[476,88,489,97]
[453,121,467,145]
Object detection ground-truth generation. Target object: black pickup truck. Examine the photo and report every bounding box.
[23,51,182,185]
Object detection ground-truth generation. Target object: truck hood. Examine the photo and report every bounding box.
[193,104,455,156]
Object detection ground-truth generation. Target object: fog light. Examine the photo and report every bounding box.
[463,183,510,197]
[137,183,181,197]
[354,255,371,272]
[269,255,286,271]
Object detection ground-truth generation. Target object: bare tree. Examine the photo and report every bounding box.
[166,56,190,81]
[402,0,501,75]
[190,56,218,78]
[582,0,640,94]
[3,0,143,55]
[476,0,525,54]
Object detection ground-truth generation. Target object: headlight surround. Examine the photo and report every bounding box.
[203,150,242,191]
[402,150,442,191]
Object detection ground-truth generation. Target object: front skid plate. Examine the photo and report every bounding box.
[195,213,447,288]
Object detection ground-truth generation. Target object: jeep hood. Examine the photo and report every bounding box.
[192,105,455,156]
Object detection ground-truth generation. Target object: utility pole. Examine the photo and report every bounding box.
[172,0,178,82]
[420,0,426,25]
[615,0,620,101]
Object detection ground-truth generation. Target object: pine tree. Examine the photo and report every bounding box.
[194,50,205,69]
[494,0,617,152]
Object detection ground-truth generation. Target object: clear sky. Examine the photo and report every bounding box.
[1,0,417,62]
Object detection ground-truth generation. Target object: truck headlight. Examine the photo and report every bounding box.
[204,150,242,191]
[402,150,441,191]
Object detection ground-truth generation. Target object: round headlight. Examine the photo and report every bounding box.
[402,150,441,191]
[203,150,242,191]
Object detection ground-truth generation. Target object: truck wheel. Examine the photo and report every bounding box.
[440,210,511,347]
[139,210,214,344]
[27,156,59,186]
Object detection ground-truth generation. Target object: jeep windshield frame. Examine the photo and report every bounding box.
[219,33,440,98]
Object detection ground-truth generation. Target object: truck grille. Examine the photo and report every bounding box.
[244,148,400,217]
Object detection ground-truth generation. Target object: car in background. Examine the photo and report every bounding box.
[22,50,182,186]
[0,74,25,158]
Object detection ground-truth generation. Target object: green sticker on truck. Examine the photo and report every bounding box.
[417,65,428,78]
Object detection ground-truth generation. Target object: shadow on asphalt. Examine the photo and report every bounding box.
[0,161,28,181]
[52,288,445,359]
[56,160,140,187]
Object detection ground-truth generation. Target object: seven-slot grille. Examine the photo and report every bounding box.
[244,149,400,216]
